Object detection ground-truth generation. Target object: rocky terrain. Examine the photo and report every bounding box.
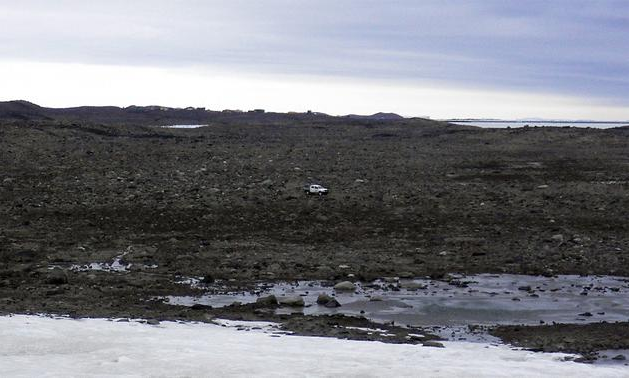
[491,322,628,362]
[0,101,627,356]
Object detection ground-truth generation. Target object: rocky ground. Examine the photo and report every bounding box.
[491,322,629,362]
[0,108,627,357]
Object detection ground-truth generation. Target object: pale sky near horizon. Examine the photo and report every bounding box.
[0,0,627,120]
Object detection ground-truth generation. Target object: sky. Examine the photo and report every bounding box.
[0,0,627,120]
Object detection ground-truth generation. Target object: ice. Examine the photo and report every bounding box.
[160,124,208,128]
[0,315,626,377]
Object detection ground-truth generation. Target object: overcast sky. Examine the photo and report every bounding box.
[0,0,627,119]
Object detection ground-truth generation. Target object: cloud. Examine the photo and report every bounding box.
[0,0,627,117]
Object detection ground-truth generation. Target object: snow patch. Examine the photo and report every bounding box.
[0,315,626,377]
[70,257,131,273]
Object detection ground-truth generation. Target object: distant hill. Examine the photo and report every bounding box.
[0,101,416,126]
[0,100,332,125]
[0,100,50,120]
[345,112,404,120]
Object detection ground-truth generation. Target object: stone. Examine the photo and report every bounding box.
[45,268,68,285]
[369,295,384,302]
[316,293,334,305]
[399,281,427,290]
[191,303,212,310]
[324,299,341,308]
[256,295,278,307]
[422,341,445,348]
[517,286,532,292]
[333,281,356,291]
[612,355,626,361]
[278,296,304,307]
[578,312,593,317]
[146,319,160,325]
[550,234,564,242]
[201,275,214,284]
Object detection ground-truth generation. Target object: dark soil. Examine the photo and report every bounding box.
[0,103,627,354]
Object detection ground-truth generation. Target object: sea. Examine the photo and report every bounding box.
[448,120,628,129]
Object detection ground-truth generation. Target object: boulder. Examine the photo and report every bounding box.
[45,268,68,285]
[550,234,564,242]
[278,296,304,307]
[399,281,427,290]
[316,293,334,305]
[422,341,445,348]
[191,303,212,310]
[334,281,356,291]
[256,295,278,307]
[324,298,341,308]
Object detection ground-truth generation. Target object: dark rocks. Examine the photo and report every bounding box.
[422,341,445,348]
[578,312,593,317]
[429,272,446,280]
[44,268,68,285]
[278,296,305,307]
[255,295,278,307]
[550,234,564,243]
[399,281,427,290]
[612,354,626,361]
[518,286,532,292]
[316,293,333,305]
[191,303,213,310]
[315,293,342,308]
[200,275,214,284]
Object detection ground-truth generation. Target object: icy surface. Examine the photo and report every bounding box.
[0,315,626,378]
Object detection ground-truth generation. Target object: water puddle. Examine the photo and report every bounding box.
[165,274,628,328]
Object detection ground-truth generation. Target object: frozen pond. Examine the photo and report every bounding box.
[159,124,207,128]
[165,274,628,327]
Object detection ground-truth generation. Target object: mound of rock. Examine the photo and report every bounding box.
[333,281,356,291]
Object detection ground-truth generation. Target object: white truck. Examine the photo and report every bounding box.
[303,184,329,196]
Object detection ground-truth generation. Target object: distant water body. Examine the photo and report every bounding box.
[449,120,628,129]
